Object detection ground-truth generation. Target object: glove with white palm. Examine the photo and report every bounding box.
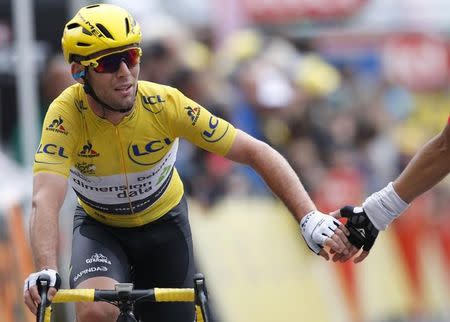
[300,210,349,260]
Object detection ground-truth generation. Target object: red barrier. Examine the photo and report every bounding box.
[392,193,432,317]
[6,204,35,322]
[314,165,364,322]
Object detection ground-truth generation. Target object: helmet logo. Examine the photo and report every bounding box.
[86,21,103,38]
[78,14,104,38]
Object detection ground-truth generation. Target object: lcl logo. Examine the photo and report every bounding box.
[36,143,69,158]
[128,138,172,165]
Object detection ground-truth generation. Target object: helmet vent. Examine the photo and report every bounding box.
[125,18,130,35]
[96,23,114,40]
[86,5,100,9]
[77,42,90,47]
[66,23,80,30]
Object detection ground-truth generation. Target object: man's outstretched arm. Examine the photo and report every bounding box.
[225,129,350,260]
[335,119,450,263]
[394,120,450,203]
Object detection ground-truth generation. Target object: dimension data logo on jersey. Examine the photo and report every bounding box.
[75,162,96,175]
[128,138,172,165]
[141,94,165,114]
[185,106,201,125]
[45,116,68,135]
[78,141,100,158]
[85,253,112,265]
[201,116,230,143]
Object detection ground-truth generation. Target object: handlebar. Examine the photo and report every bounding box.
[36,274,210,322]
[51,287,195,303]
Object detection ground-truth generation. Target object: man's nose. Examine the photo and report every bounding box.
[116,60,131,75]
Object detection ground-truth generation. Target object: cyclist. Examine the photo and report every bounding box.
[333,117,450,263]
[23,4,351,322]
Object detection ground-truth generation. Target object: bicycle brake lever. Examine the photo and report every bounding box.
[194,273,210,322]
[194,273,207,301]
[37,274,51,321]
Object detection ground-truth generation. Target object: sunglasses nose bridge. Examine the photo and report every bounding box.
[116,58,132,74]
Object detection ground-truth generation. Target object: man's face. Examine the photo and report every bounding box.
[86,48,141,111]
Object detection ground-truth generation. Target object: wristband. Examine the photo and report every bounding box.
[363,182,409,230]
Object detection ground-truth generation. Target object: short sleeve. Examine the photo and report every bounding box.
[33,101,77,177]
[168,89,237,156]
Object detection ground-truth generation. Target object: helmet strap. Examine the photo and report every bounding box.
[82,68,133,114]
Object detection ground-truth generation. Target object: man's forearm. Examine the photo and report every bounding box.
[29,206,59,270]
[394,131,450,203]
[30,173,68,271]
[225,130,316,221]
[248,142,316,222]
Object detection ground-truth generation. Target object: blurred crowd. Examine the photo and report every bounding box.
[4,15,450,210]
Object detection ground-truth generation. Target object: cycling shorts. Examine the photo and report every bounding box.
[69,196,196,322]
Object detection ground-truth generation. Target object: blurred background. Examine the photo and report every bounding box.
[1,0,450,321]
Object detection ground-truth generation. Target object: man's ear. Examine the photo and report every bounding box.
[71,64,85,83]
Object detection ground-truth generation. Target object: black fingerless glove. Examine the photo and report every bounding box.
[341,205,379,251]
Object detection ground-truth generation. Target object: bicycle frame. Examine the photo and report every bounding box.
[36,273,210,322]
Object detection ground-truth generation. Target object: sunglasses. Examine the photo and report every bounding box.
[90,48,142,73]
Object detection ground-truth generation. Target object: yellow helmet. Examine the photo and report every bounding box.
[61,4,141,65]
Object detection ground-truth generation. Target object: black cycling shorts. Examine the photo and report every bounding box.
[69,196,196,322]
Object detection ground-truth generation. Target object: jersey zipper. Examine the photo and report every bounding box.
[115,126,135,215]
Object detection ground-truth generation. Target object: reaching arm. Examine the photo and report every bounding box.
[362,121,450,232]
[225,130,350,259]
[225,130,315,222]
[394,121,450,203]
[335,120,450,263]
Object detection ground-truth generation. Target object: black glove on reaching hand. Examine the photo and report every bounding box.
[341,205,379,251]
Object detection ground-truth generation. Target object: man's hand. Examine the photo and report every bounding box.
[300,210,351,260]
[330,206,380,263]
[23,268,61,314]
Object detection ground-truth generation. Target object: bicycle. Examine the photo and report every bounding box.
[36,273,211,322]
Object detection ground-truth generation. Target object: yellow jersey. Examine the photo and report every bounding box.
[34,81,237,227]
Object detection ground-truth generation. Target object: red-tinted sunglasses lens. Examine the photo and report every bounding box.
[94,48,140,73]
